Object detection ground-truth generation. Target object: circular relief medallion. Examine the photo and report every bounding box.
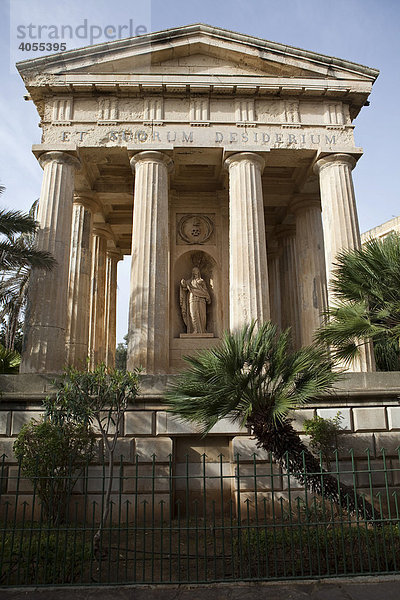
[178,215,214,245]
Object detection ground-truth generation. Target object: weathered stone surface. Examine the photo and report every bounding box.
[353,407,387,431]
[127,151,173,374]
[125,411,154,435]
[374,433,400,456]
[317,408,351,431]
[290,409,315,432]
[314,154,375,373]
[123,464,171,492]
[0,412,10,435]
[225,152,270,329]
[20,152,80,373]
[387,407,400,430]
[175,462,231,490]
[232,436,270,461]
[0,439,16,462]
[100,439,134,463]
[134,437,172,462]
[7,467,34,493]
[156,411,200,435]
[11,411,43,435]
[338,433,375,458]
[235,463,282,491]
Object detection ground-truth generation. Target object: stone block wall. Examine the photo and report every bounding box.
[0,372,400,520]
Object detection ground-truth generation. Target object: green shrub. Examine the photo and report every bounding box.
[303,412,343,468]
[13,418,96,523]
[0,524,91,584]
[236,522,400,578]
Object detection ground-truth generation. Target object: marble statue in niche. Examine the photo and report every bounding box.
[180,267,211,334]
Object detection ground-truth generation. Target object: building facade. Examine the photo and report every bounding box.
[17,24,379,374]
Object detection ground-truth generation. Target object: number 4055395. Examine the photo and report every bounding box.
[19,43,67,51]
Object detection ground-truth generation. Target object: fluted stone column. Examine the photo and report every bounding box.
[314,153,375,371]
[21,151,80,373]
[104,249,122,368]
[127,151,173,373]
[65,195,99,367]
[291,196,328,346]
[88,227,108,369]
[224,152,270,330]
[275,225,301,349]
[267,242,282,331]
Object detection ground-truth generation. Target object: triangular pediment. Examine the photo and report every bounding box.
[17,23,379,83]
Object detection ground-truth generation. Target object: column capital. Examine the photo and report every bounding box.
[290,194,321,215]
[313,153,356,175]
[73,194,101,214]
[92,224,115,242]
[38,151,81,171]
[274,224,296,240]
[130,151,174,173]
[224,152,265,173]
[106,248,123,262]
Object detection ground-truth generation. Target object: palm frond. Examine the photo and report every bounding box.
[0,209,37,237]
[166,322,339,434]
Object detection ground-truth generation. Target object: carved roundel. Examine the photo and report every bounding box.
[178,214,214,245]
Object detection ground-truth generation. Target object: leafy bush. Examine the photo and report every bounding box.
[303,412,343,468]
[44,364,140,550]
[236,521,400,578]
[13,418,96,523]
[0,525,91,584]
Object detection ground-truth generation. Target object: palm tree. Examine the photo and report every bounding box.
[316,233,400,371]
[0,190,56,350]
[166,322,373,520]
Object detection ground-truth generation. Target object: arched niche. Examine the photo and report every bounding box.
[172,250,220,339]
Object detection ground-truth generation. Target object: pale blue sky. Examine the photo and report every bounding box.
[0,0,399,342]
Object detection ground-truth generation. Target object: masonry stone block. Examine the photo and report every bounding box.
[86,466,121,493]
[175,462,231,491]
[316,408,351,431]
[123,464,171,492]
[353,408,386,431]
[387,407,400,430]
[374,433,400,456]
[235,463,282,492]
[0,439,17,463]
[336,460,354,487]
[290,409,315,432]
[356,459,389,487]
[7,466,34,493]
[209,418,246,435]
[0,410,11,435]
[338,433,375,459]
[124,411,154,435]
[101,439,133,463]
[0,412,10,435]
[232,436,270,461]
[156,411,200,435]
[11,411,43,435]
[134,437,172,462]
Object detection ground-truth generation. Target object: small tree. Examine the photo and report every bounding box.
[14,418,96,523]
[44,364,140,552]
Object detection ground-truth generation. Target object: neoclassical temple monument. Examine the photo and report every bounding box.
[17,24,379,375]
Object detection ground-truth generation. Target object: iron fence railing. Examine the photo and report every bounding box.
[0,449,400,586]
